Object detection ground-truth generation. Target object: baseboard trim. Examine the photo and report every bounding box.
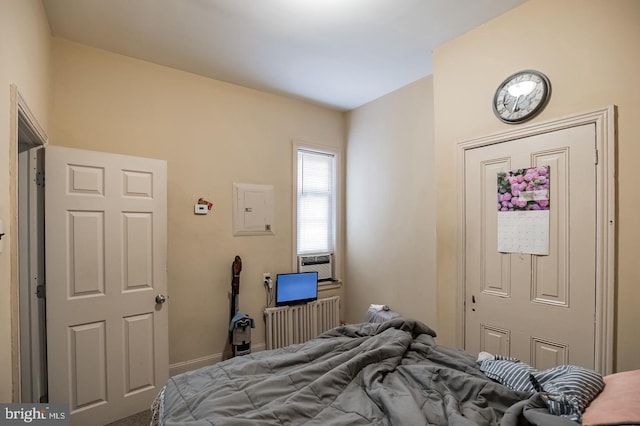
[169,343,266,376]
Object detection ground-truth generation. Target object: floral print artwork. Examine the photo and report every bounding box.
[497,166,550,212]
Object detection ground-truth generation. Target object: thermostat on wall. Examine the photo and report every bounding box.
[195,204,208,215]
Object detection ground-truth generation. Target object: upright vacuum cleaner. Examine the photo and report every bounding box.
[228,256,254,357]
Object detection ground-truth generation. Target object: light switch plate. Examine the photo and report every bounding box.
[194,204,208,215]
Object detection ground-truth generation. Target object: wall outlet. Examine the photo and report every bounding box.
[194,204,208,215]
[263,273,272,288]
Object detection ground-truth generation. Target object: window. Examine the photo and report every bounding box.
[295,146,337,256]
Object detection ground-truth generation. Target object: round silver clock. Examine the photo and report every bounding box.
[493,70,551,124]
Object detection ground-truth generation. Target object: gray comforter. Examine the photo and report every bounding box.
[158,319,576,425]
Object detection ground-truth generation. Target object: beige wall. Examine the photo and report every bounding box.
[0,0,50,402]
[345,76,436,326]
[433,0,640,371]
[49,38,345,367]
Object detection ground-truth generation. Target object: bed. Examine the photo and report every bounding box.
[152,318,595,426]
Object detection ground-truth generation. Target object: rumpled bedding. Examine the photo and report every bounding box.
[155,318,576,425]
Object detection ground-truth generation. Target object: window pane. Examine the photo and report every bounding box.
[298,195,330,252]
[300,154,331,192]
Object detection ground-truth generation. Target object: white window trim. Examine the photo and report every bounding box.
[292,139,342,282]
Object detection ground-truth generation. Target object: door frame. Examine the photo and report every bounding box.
[9,84,49,401]
[456,106,616,375]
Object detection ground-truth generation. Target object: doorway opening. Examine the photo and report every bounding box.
[11,85,48,402]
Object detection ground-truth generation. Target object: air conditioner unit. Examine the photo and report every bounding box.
[298,253,333,281]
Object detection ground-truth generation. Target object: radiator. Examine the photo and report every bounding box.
[264,296,340,350]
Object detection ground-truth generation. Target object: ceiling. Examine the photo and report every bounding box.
[42,0,527,111]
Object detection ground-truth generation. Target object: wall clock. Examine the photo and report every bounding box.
[492,70,551,124]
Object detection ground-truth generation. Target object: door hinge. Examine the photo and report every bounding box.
[36,284,45,299]
[594,149,599,165]
[35,171,45,187]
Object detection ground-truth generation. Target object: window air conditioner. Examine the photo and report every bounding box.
[297,253,334,281]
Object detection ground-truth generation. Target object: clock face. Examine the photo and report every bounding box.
[493,70,550,124]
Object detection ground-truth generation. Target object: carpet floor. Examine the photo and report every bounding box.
[105,409,151,426]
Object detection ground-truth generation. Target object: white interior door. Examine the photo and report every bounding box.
[45,146,168,425]
[464,124,597,370]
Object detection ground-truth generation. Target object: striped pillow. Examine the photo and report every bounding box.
[479,356,537,393]
[533,365,605,422]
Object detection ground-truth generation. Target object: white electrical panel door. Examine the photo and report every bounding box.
[233,183,274,236]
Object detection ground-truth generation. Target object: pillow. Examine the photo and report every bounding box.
[582,369,640,426]
[532,364,604,422]
[479,356,537,393]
